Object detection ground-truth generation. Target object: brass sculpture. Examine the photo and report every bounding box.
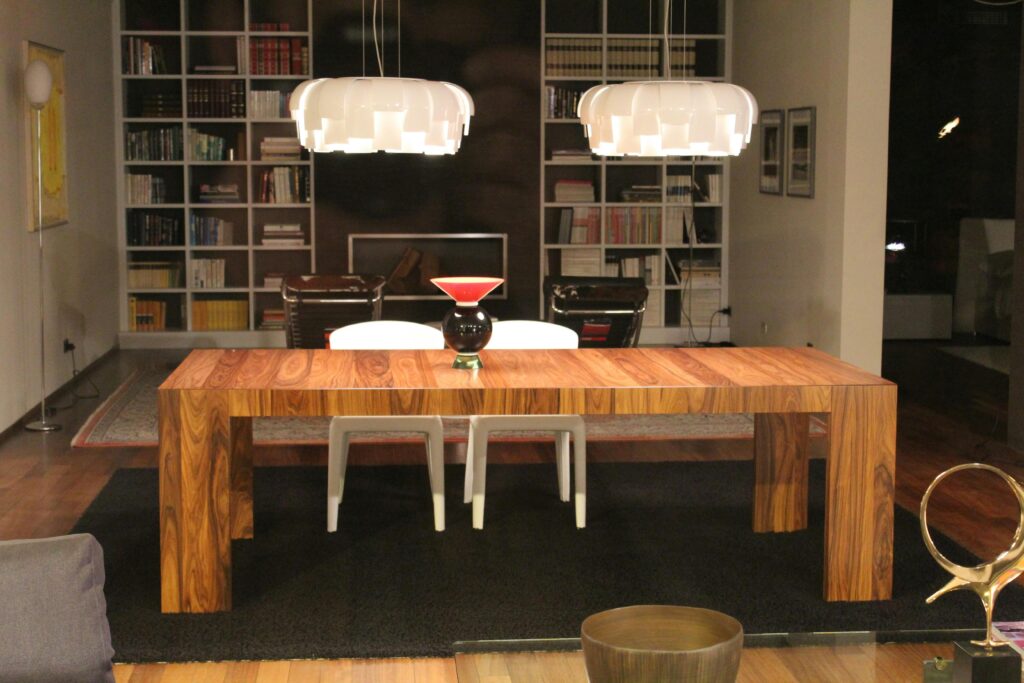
[920,463,1024,648]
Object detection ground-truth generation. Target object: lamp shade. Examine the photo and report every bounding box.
[24,59,53,110]
[578,80,758,157]
[290,77,474,155]
[430,277,503,304]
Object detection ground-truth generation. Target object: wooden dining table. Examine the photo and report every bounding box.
[158,346,896,613]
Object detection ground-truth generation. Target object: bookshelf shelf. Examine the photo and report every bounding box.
[540,0,732,344]
[116,0,315,342]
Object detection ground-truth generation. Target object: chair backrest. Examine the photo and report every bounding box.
[329,320,445,350]
[282,274,386,349]
[486,320,579,350]
[544,276,648,348]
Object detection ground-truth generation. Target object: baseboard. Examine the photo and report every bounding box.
[0,345,119,444]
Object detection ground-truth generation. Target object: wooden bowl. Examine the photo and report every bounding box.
[581,605,743,683]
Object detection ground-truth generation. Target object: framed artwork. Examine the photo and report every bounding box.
[25,41,68,230]
[759,109,784,194]
[786,106,815,198]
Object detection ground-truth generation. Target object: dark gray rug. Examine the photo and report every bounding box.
[72,460,1022,662]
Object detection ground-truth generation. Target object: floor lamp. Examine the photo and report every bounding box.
[24,59,60,432]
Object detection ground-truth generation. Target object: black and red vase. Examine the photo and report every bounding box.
[431,277,504,369]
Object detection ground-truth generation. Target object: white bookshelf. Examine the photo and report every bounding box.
[114,0,314,347]
[539,0,732,345]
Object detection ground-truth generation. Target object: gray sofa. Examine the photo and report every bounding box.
[0,534,114,682]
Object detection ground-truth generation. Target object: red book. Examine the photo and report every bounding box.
[249,39,257,76]
[279,39,289,75]
[291,39,302,74]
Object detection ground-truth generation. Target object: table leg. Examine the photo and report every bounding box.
[230,417,254,540]
[824,385,896,601]
[159,389,233,613]
[752,413,809,532]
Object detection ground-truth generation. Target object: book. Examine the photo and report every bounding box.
[554,179,595,203]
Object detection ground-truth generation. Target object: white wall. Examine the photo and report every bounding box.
[729,0,892,373]
[0,0,118,430]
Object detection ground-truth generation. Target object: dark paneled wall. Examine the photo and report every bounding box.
[312,0,540,321]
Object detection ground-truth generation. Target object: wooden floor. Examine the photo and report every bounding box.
[1,343,1019,681]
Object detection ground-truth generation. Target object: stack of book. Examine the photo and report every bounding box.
[125,174,168,205]
[127,261,181,288]
[126,127,182,161]
[258,308,286,330]
[128,298,168,331]
[668,38,697,77]
[550,148,594,160]
[545,38,602,77]
[261,224,304,246]
[249,38,309,75]
[189,215,234,245]
[197,183,240,203]
[259,137,302,161]
[680,264,721,290]
[186,81,245,118]
[123,37,171,75]
[257,167,310,204]
[191,258,226,289]
[560,248,602,276]
[192,300,249,331]
[250,22,292,31]
[545,86,584,119]
[606,207,662,244]
[128,212,182,247]
[556,207,600,244]
[249,91,289,119]
[139,92,182,118]
[262,272,286,289]
[606,39,660,78]
[553,179,595,203]
[188,131,229,161]
[620,185,662,202]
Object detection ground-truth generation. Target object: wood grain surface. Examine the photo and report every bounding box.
[753,413,811,532]
[158,347,896,611]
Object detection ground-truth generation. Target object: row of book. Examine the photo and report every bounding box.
[192,37,246,75]
[250,38,308,75]
[261,223,305,246]
[620,184,661,203]
[257,167,310,204]
[189,131,231,161]
[126,174,170,205]
[556,207,601,244]
[677,264,721,290]
[545,38,602,77]
[138,93,182,118]
[193,300,249,331]
[128,298,170,331]
[606,39,697,78]
[190,215,235,245]
[186,81,246,118]
[127,262,181,288]
[128,212,183,247]
[123,37,171,75]
[250,22,295,31]
[250,90,290,120]
[198,183,241,203]
[126,127,182,162]
[545,86,584,120]
[553,179,595,203]
[191,258,227,288]
[611,253,661,285]
[606,207,663,244]
[259,137,302,161]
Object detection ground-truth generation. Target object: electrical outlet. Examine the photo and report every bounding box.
[63,339,75,353]
[760,322,768,335]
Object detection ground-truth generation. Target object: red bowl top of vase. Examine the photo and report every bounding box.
[430,277,504,304]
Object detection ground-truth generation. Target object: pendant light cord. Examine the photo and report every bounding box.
[398,0,401,77]
[361,0,366,76]
[372,0,384,76]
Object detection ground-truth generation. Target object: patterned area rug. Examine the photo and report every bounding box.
[72,367,787,448]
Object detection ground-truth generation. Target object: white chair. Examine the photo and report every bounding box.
[465,320,586,529]
[327,321,446,532]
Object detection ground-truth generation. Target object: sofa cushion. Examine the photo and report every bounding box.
[0,534,114,682]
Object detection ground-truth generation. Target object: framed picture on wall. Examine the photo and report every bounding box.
[786,106,815,198]
[24,41,68,230]
[759,109,784,194]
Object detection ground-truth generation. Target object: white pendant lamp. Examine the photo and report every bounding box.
[290,0,473,155]
[578,0,757,157]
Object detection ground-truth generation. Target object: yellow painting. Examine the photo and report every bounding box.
[26,42,68,230]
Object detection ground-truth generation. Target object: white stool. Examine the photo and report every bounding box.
[327,321,447,532]
[464,414,586,529]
